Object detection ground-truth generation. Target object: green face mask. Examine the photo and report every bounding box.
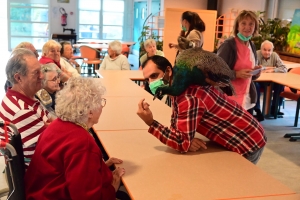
[149,76,168,95]
[181,25,187,32]
[237,32,252,41]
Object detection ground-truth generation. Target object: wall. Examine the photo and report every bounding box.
[218,0,266,15]
[162,0,207,10]
[278,0,300,20]
[49,1,77,35]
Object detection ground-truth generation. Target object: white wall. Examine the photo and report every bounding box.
[218,0,266,15]
[278,0,300,20]
[49,1,77,35]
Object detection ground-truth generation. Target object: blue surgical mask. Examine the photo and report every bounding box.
[237,32,252,41]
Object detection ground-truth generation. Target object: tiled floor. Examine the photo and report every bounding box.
[0,51,299,195]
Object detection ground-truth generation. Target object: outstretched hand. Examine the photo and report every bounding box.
[137,98,154,126]
[105,157,123,167]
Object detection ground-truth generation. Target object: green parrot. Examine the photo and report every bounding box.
[155,37,235,99]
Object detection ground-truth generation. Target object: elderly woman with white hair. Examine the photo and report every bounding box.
[25,77,125,200]
[35,63,61,115]
[39,40,71,83]
[100,40,130,70]
[140,39,164,66]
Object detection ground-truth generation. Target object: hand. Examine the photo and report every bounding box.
[137,98,154,126]
[263,69,275,73]
[105,157,123,167]
[168,43,176,49]
[111,167,125,192]
[188,138,207,152]
[235,69,252,79]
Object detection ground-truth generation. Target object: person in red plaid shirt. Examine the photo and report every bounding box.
[137,55,266,164]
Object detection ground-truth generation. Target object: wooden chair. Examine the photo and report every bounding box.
[79,45,102,75]
[280,67,300,127]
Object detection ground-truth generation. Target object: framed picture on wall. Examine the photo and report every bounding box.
[58,0,69,3]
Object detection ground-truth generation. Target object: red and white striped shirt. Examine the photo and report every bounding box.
[0,89,50,165]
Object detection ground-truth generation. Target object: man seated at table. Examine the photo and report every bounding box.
[100,40,130,70]
[59,41,81,76]
[25,77,125,200]
[137,54,266,164]
[0,48,53,166]
[4,41,39,92]
[39,40,71,83]
[254,40,287,121]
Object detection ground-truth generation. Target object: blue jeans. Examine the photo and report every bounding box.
[244,147,265,164]
[254,82,284,110]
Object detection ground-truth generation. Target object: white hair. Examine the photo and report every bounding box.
[144,39,156,48]
[108,40,122,55]
[55,77,106,124]
[41,63,60,87]
[42,40,62,54]
[261,40,274,49]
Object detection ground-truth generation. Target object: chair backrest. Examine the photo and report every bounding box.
[121,44,130,58]
[0,122,26,200]
[79,46,100,60]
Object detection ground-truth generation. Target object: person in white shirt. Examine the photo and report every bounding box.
[100,40,130,70]
[59,41,81,77]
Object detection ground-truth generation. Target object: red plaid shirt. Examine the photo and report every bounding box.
[149,85,266,155]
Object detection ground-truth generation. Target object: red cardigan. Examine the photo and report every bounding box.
[39,56,62,68]
[25,118,115,200]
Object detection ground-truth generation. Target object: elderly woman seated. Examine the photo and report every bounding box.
[140,39,164,66]
[59,41,81,76]
[25,77,126,200]
[36,63,61,115]
[39,40,71,83]
[100,40,130,70]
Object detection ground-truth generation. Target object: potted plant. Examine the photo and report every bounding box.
[252,11,291,51]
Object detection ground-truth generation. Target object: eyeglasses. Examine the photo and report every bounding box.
[47,76,60,82]
[101,98,106,107]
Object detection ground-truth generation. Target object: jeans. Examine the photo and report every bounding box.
[254,82,284,110]
[244,147,264,164]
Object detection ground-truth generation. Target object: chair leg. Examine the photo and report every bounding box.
[294,99,300,127]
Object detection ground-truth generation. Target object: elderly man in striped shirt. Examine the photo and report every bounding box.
[0,48,53,166]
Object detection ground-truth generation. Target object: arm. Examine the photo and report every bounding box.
[186,30,202,48]
[121,56,130,70]
[100,57,107,70]
[273,52,287,73]
[65,151,115,200]
[61,59,80,77]
[137,97,203,152]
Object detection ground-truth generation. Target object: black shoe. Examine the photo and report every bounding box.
[254,109,264,122]
[277,111,284,115]
[270,107,284,116]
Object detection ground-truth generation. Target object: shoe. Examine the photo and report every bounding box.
[270,107,284,116]
[254,109,264,122]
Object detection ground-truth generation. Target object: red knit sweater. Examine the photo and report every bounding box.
[25,118,115,200]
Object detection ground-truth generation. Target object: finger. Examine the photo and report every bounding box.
[193,139,207,149]
[113,158,123,164]
[143,101,150,110]
[138,98,145,110]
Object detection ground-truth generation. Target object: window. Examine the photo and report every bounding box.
[8,0,49,50]
[78,0,125,40]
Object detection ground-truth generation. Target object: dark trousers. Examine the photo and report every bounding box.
[254,82,284,110]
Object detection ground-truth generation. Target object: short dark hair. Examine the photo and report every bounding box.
[59,41,72,55]
[142,55,172,72]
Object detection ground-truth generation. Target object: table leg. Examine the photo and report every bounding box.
[262,82,272,116]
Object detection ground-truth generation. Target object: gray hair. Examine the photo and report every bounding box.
[42,40,62,55]
[41,63,60,87]
[144,39,156,48]
[55,77,106,125]
[108,40,122,55]
[14,42,33,49]
[6,48,36,85]
[261,40,274,49]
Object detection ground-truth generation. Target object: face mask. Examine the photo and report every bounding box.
[237,32,252,41]
[149,73,169,95]
[181,25,187,32]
